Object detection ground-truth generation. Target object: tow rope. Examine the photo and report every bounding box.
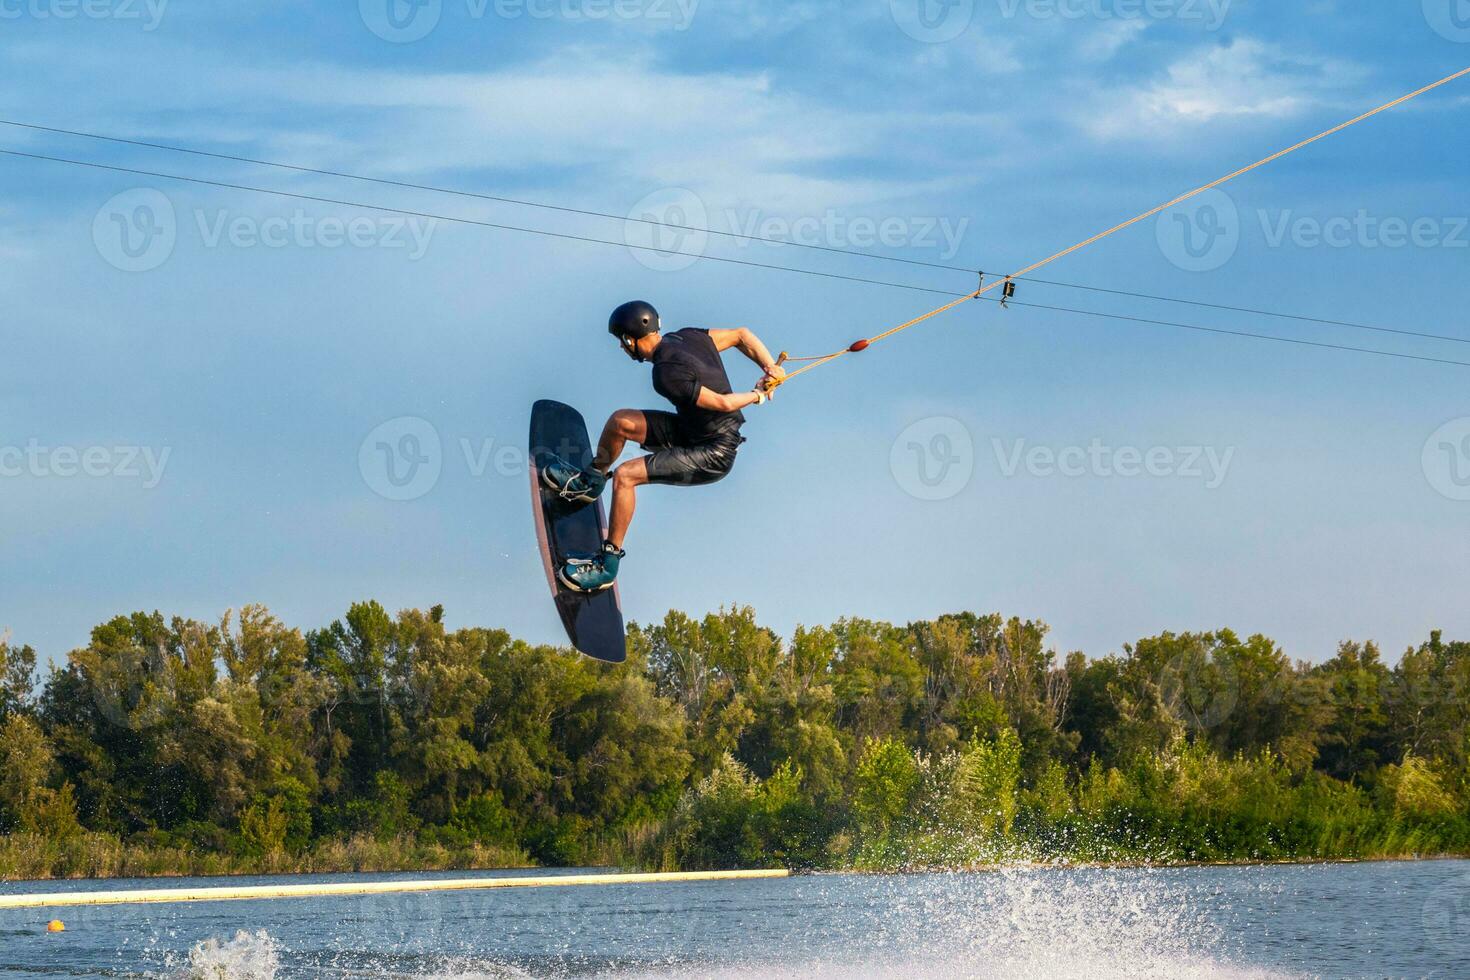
[763,65,1470,391]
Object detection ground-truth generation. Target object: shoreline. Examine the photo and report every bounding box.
[4,852,1467,887]
[825,852,1470,876]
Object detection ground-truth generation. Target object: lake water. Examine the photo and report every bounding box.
[2,860,1468,978]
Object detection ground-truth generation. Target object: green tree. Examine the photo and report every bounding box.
[947,728,1022,837]
[0,633,37,721]
[1313,641,1392,782]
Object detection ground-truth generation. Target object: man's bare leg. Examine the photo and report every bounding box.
[607,457,649,550]
[592,410,647,474]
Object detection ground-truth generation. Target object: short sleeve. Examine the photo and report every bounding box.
[653,362,702,410]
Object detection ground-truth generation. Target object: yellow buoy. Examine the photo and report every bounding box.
[47,919,65,932]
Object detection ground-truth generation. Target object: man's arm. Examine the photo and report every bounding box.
[696,387,769,413]
[708,327,785,387]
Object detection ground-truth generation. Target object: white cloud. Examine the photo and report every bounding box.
[1079,38,1363,140]
[702,0,827,38]
[79,44,1006,216]
[1076,18,1148,62]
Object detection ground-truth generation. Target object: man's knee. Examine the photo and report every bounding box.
[609,410,642,438]
[613,462,646,489]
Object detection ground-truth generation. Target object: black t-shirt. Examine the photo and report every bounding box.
[651,328,745,442]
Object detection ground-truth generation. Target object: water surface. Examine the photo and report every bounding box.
[2,860,1467,978]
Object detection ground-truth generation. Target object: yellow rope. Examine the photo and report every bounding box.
[774,65,1470,387]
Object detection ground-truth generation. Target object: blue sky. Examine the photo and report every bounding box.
[2,0,1468,666]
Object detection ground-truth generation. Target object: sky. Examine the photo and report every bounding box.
[1,0,1468,667]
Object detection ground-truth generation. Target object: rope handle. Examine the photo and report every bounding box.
[757,352,789,393]
[765,65,1470,390]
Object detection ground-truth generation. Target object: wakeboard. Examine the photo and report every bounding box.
[528,399,627,664]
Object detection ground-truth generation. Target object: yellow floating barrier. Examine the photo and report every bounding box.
[0,869,788,910]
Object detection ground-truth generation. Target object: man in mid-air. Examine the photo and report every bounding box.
[540,301,785,593]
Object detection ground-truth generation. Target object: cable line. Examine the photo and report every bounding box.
[0,117,960,272]
[770,66,1470,386]
[2,73,1466,374]
[985,296,1470,369]
[0,147,964,298]
[0,147,1462,369]
[1013,277,1470,347]
[3,116,1461,346]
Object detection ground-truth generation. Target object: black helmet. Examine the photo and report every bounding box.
[608,300,660,341]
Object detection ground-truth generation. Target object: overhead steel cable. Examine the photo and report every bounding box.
[2,115,1463,347]
[979,296,1470,369]
[0,147,960,297]
[1011,277,1470,346]
[771,65,1470,386]
[0,116,960,272]
[1,137,1467,371]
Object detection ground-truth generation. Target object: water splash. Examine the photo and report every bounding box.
[160,867,1304,980]
[897,868,1292,979]
[182,930,280,980]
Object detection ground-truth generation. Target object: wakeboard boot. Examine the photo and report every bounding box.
[539,453,608,505]
[558,541,625,594]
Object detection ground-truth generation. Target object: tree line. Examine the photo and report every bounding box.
[0,605,1466,878]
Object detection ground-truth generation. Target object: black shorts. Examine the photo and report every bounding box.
[640,410,743,487]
